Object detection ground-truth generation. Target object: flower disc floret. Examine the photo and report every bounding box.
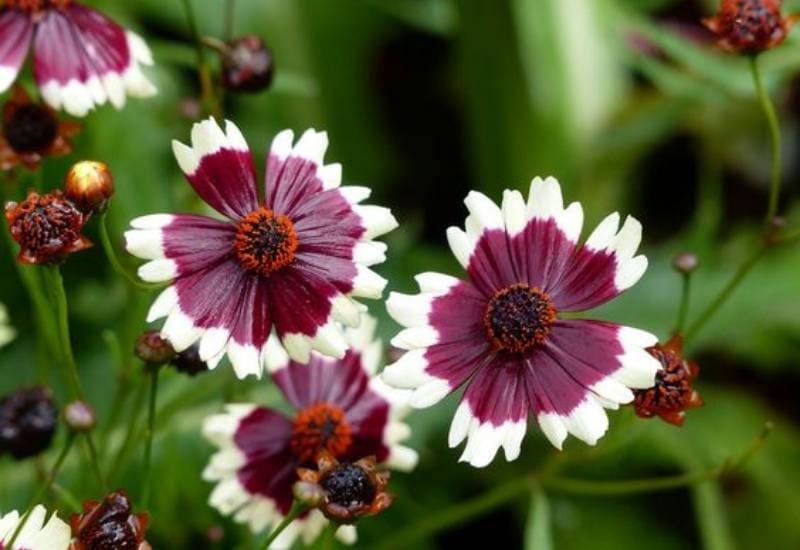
[484,284,556,353]
[290,402,353,464]
[234,208,298,276]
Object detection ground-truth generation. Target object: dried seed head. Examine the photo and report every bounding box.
[70,490,150,550]
[0,386,58,460]
[221,35,275,93]
[64,161,114,214]
[134,331,176,366]
[703,0,795,55]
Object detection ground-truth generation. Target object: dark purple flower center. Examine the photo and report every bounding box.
[3,104,58,154]
[483,283,556,354]
[321,463,376,508]
[290,402,353,464]
[233,207,298,276]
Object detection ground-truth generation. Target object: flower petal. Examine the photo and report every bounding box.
[0,10,33,93]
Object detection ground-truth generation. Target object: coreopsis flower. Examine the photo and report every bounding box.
[69,490,150,550]
[0,505,71,549]
[0,386,57,459]
[383,177,662,467]
[125,118,397,378]
[221,35,274,93]
[295,453,393,525]
[0,303,14,349]
[5,190,92,265]
[0,1,156,117]
[703,0,796,54]
[633,336,703,426]
[1,86,79,171]
[202,317,416,547]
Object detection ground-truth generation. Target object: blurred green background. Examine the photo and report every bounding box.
[2,0,800,548]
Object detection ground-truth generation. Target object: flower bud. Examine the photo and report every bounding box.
[64,400,96,433]
[672,252,699,274]
[0,386,58,460]
[64,160,114,214]
[5,190,92,265]
[221,35,274,93]
[170,344,209,376]
[134,331,176,366]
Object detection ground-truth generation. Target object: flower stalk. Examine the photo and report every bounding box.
[141,366,161,508]
[180,0,222,118]
[258,501,308,550]
[99,213,162,291]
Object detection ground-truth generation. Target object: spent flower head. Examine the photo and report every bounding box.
[0,386,57,460]
[69,490,151,550]
[703,0,796,54]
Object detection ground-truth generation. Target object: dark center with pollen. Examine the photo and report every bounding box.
[3,104,58,154]
[321,463,376,508]
[233,207,299,276]
[290,402,353,465]
[484,283,556,354]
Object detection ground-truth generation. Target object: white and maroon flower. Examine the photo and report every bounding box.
[0,1,156,117]
[202,316,416,547]
[383,177,662,467]
[0,505,71,550]
[125,118,397,378]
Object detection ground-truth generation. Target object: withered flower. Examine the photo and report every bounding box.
[0,86,80,171]
[633,336,703,426]
[0,386,58,460]
[69,490,151,550]
[703,0,796,55]
[295,452,394,525]
[5,189,92,265]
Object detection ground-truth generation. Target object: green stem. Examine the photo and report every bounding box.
[50,482,82,514]
[322,522,338,550]
[141,367,161,508]
[224,0,236,41]
[675,273,691,334]
[683,246,766,344]
[99,213,162,291]
[749,56,782,226]
[181,0,221,118]
[44,266,84,400]
[109,376,148,483]
[84,433,107,492]
[7,435,75,547]
[258,501,307,550]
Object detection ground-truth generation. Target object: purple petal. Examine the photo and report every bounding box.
[265,144,325,215]
[267,263,340,338]
[547,245,619,311]
[174,258,253,331]
[162,214,237,277]
[513,218,578,296]
[230,278,272,351]
[0,10,32,93]
[462,355,530,425]
[465,229,520,296]
[234,407,296,515]
[425,280,491,388]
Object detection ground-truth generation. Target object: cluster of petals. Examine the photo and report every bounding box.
[126,118,397,379]
[383,177,661,467]
[202,316,416,547]
[0,0,156,116]
[0,505,71,550]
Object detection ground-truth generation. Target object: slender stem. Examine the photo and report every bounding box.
[258,501,307,550]
[109,377,148,483]
[84,433,107,492]
[683,246,766,344]
[181,0,221,118]
[99,213,162,291]
[675,273,691,334]
[322,522,338,550]
[7,435,75,547]
[224,0,236,41]
[50,482,82,514]
[379,424,771,549]
[44,266,84,400]
[749,56,782,226]
[141,367,161,508]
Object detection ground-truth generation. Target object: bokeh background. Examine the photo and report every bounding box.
[2,0,800,548]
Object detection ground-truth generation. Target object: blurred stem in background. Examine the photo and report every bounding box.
[6,434,75,547]
[141,366,161,508]
[684,55,784,345]
[258,501,308,550]
[99,212,163,292]
[378,423,771,549]
[180,0,222,118]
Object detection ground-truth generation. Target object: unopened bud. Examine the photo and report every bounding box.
[672,252,699,274]
[64,400,96,432]
[221,35,274,93]
[134,330,176,366]
[64,160,114,214]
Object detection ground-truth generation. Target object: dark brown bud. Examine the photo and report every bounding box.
[5,190,92,265]
[64,401,96,433]
[703,0,795,55]
[672,252,699,274]
[170,344,209,376]
[0,386,58,460]
[134,331,176,366]
[64,161,114,214]
[221,35,274,93]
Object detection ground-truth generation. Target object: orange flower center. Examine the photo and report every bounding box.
[5,0,72,12]
[290,402,353,465]
[233,208,298,276]
[484,283,556,354]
